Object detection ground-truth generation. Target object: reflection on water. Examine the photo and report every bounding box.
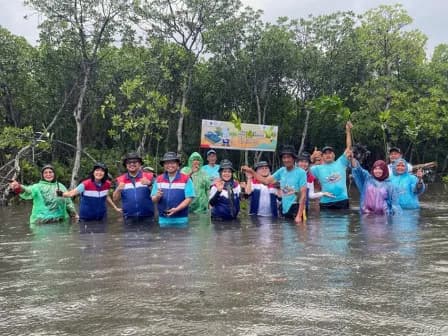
[0,185,447,335]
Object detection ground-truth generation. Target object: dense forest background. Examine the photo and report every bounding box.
[1,1,447,189]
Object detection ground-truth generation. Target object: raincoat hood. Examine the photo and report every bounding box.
[392,158,409,175]
[181,152,204,175]
[187,152,204,168]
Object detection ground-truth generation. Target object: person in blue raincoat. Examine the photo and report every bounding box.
[351,159,401,215]
[389,158,425,209]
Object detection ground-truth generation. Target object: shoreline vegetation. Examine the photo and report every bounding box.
[0,2,447,199]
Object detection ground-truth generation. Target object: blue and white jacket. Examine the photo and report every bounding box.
[155,171,191,219]
[209,180,241,220]
[79,179,111,221]
[116,171,154,218]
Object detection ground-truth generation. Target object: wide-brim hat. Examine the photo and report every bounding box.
[255,161,270,170]
[219,159,235,172]
[160,152,181,165]
[123,152,143,166]
[279,145,297,159]
[92,162,108,175]
[297,152,311,163]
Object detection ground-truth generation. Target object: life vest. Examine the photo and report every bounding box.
[79,179,111,221]
[156,171,190,219]
[249,179,278,217]
[116,171,154,218]
[210,181,240,220]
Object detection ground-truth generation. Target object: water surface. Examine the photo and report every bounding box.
[1,185,447,335]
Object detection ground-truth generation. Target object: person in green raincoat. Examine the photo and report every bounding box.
[9,164,78,224]
[181,152,210,214]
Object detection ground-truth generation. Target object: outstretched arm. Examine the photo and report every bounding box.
[241,165,275,185]
[346,121,353,151]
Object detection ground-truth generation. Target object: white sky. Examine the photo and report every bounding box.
[1,0,447,54]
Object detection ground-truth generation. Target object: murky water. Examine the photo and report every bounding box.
[1,185,447,335]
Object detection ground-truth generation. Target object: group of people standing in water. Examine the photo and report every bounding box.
[9,122,425,227]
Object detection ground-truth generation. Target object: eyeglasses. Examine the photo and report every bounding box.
[126,160,140,165]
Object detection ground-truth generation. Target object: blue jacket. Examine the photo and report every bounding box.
[389,159,425,209]
[79,179,111,221]
[116,171,154,218]
[156,171,190,219]
[352,165,400,215]
[209,181,241,220]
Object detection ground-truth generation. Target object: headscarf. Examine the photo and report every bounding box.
[371,160,389,181]
[41,164,56,182]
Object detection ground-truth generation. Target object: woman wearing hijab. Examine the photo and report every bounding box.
[389,158,425,209]
[9,164,78,224]
[351,159,401,215]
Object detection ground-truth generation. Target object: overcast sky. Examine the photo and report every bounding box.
[1,0,447,54]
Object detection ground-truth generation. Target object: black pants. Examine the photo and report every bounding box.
[319,199,349,210]
[283,203,299,219]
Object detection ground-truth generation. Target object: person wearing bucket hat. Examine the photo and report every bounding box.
[58,162,121,221]
[9,164,78,224]
[209,159,241,220]
[310,121,353,210]
[122,152,144,167]
[114,152,155,223]
[152,152,195,228]
[387,146,412,176]
[243,161,280,217]
[241,146,307,224]
[181,152,210,214]
[201,149,220,183]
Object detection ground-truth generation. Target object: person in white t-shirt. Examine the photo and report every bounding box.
[244,161,280,217]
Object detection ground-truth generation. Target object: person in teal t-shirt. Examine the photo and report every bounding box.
[310,121,353,209]
[242,146,307,224]
[201,149,220,183]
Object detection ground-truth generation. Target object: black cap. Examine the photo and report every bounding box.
[279,145,297,159]
[219,159,235,172]
[255,161,270,170]
[123,152,143,166]
[389,147,401,153]
[160,152,180,165]
[206,149,217,156]
[322,146,334,153]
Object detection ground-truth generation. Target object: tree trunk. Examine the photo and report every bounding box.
[70,64,91,189]
[298,107,310,155]
[176,69,193,155]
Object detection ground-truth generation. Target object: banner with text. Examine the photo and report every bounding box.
[200,119,278,152]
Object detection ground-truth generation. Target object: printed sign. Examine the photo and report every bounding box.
[200,119,278,152]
